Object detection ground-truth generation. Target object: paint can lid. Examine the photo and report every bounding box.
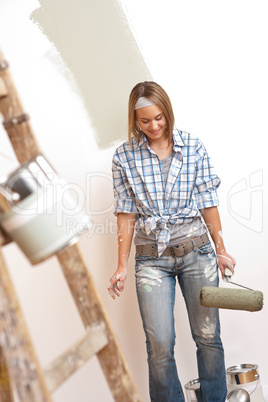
[184,378,200,390]
[226,364,259,384]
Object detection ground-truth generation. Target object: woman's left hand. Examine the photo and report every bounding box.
[216,249,236,279]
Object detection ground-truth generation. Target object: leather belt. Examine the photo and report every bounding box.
[136,233,209,258]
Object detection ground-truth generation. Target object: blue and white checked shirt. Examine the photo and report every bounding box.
[112,129,220,256]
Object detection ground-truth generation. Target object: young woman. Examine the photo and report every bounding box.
[108,81,236,402]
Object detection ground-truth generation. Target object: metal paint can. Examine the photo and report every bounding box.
[0,154,91,264]
[226,364,264,402]
[184,379,200,402]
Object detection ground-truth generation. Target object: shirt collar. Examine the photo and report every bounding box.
[137,132,147,148]
[131,133,148,150]
[172,129,185,151]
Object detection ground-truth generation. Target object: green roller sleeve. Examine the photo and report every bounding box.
[200,287,263,312]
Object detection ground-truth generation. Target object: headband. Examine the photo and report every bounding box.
[134,96,155,110]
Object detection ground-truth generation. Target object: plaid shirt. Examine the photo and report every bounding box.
[112,129,220,256]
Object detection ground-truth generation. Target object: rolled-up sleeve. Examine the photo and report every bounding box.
[194,141,221,209]
[112,154,138,216]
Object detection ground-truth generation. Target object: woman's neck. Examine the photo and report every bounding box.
[148,137,174,159]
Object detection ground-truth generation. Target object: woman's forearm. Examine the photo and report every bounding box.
[117,212,136,268]
[200,206,236,277]
[200,206,225,253]
[108,212,136,298]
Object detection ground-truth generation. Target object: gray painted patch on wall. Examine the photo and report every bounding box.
[31,0,151,148]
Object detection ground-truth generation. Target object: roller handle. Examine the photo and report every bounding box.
[224,268,233,278]
[223,268,254,290]
[223,268,234,284]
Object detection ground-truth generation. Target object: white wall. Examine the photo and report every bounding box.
[0,0,267,401]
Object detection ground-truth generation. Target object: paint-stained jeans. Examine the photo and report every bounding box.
[135,241,227,402]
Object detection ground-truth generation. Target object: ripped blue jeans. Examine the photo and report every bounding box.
[135,241,227,402]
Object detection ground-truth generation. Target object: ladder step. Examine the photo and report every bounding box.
[43,324,108,393]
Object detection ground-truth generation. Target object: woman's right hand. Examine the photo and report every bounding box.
[108,212,135,299]
[107,266,127,299]
[216,249,236,279]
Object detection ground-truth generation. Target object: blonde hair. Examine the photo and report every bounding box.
[128,81,175,143]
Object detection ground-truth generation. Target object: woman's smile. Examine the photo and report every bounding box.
[136,104,167,144]
[149,128,161,134]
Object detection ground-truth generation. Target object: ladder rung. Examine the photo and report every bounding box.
[43,324,108,393]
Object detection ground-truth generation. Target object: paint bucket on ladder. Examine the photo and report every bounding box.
[226,364,265,402]
[184,379,200,402]
[0,154,91,264]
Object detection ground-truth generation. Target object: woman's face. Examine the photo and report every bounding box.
[136,104,167,144]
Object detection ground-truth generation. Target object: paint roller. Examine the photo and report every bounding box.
[200,269,263,312]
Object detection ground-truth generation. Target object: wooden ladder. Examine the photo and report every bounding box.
[0,50,141,402]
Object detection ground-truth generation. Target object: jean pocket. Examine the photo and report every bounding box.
[197,241,215,255]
